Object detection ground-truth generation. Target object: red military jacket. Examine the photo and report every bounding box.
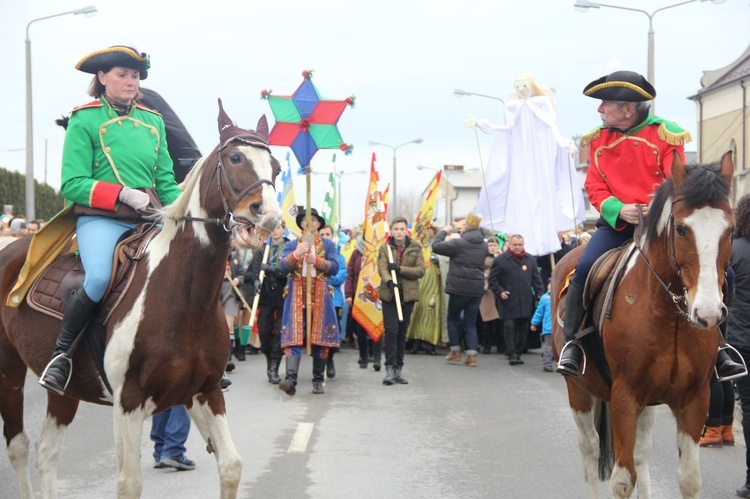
[581,114,690,230]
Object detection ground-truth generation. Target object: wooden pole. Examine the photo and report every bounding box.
[305,166,313,356]
[225,270,251,310]
[385,244,404,321]
[248,243,270,328]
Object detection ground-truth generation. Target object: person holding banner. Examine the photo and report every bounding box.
[250,222,289,384]
[346,236,383,371]
[378,217,425,386]
[279,207,340,395]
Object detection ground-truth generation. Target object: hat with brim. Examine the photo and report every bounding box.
[76,46,150,80]
[295,206,326,230]
[583,70,655,102]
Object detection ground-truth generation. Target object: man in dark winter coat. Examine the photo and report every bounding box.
[488,234,545,365]
[250,223,289,384]
[432,212,488,367]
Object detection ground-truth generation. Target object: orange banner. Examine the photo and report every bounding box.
[352,153,387,342]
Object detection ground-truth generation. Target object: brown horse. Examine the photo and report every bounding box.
[0,102,281,498]
[552,152,736,498]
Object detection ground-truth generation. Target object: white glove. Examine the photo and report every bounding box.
[464,116,477,128]
[118,187,150,210]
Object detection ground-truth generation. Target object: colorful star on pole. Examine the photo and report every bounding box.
[261,69,354,173]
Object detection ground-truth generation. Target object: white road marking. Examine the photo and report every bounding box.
[287,422,315,453]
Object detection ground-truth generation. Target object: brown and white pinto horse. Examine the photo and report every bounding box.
[0,104,281,498]
[552,152,735,498]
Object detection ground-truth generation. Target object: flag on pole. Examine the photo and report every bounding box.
[278,152,299,238]
[320,154,338,231]
[412,170,442,263]
[352,153,388,342]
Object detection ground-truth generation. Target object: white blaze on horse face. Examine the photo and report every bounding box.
[239,145,282,226]
[683,206,729,328]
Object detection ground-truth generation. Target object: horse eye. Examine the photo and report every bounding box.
[675,225,687,237]
[229,154,242,165]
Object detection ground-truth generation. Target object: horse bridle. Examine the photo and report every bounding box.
[632,200,693,322]
[180,135,275,232]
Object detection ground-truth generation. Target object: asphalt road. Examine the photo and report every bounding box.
[1,346,746,498]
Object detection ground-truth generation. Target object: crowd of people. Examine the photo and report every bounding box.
[220,206,584,397]
[6,41,750,492]
[0,205,44,249]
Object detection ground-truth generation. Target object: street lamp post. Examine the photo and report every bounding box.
[453,89,505,103]
[25,5,97,220]
[368,138,423,217]
[573,0,724,112]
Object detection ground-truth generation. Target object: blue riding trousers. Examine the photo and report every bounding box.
[76,215,136,302]
[571,223,635,287]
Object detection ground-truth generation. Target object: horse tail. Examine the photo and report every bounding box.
[594,399,614,481]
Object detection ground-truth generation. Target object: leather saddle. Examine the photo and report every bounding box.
[26,223,161,326]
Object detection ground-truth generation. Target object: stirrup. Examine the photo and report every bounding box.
[556,341,586,378]
[715,344,748,382]
[38,353,73,396]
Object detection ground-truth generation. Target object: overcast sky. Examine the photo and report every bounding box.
[1,0,748,225]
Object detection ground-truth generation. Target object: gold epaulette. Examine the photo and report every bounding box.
[657,123,692,146]
[579,128,601,148]
[135,102,162,116]
[71,100,103,113]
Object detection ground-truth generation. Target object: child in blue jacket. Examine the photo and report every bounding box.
[530,281,553,372]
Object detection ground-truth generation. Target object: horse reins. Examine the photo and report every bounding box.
[179,135,275,232]
[632,201,692,322]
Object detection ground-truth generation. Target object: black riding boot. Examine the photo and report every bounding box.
[39,287,98,395]
[717,292,747,381]
[269,357,281,385]
[557,281,585,378]
[326,350,336,379]
[312,357,326,394]
[279,356,300,395]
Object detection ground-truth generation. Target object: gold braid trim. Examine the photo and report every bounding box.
[75,47,148,70]
[584,81,654,100]
[657,123,692,146]
[579,128,601,148]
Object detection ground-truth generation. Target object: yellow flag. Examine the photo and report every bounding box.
[412,170,442,264]
[352,153,387,342]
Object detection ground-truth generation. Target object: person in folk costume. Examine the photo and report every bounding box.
[278,207,340,395]
[250,222,289,384]
[318,224,348,379]
[557,70,746,380]
[378,216,425,385]
[38,45,183,395]
[406,221,442,355]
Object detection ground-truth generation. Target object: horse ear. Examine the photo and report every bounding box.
[720,150,735,184]
[256,115,269,141]
[670,151,687,187]
[217,98,233,135]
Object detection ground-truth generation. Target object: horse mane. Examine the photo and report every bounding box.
[159,145,218,225]
[645,161,729,244]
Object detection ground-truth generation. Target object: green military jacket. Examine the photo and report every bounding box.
[61,96,182,210]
